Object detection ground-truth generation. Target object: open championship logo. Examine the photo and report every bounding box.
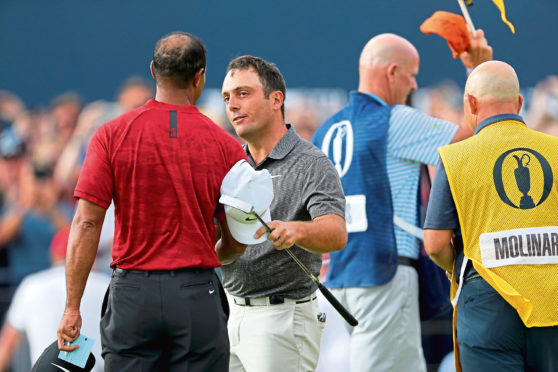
[320,120,354,178]
[493,147,553,209]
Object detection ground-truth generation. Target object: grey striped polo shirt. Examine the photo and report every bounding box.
[221,125,345,298]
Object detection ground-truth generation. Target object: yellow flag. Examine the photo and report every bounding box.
[491,0,515,33]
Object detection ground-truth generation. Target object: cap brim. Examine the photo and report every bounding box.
[225,208,272,245]
[32,340,95,372]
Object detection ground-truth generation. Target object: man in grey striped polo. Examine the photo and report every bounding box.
[218,55,347,372]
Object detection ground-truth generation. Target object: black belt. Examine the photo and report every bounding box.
[398,256,419,270]
[114,267,206,277]
[233,293,317,306]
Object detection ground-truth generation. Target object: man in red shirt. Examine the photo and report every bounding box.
[56,31,247,371]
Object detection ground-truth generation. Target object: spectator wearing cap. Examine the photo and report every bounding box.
[0,227,109,371]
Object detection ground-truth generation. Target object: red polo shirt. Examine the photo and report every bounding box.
[75,99,246,270]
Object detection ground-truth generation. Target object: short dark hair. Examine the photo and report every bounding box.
[152,31,206,89]
[226,56,286,118]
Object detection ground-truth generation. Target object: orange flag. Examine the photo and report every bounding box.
[420,11,470,58]
[491,0,515,33]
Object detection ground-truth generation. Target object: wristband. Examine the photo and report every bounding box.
[63,312,80,316]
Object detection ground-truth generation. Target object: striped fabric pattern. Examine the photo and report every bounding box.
[387,105,458,258]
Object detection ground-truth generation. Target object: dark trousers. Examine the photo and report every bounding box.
[101,267,229,372]
[457,276,558,372]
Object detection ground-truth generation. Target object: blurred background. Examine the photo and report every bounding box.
[0,0,557,371]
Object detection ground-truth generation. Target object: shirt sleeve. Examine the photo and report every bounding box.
[424,158,460,230]
[74,125,114,209]
[225,138,248,170]
[215,136,248,223]
[303,155,346,220]
[388,105,459,166]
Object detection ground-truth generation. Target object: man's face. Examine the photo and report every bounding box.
[221,68,274,141]
[391,55,419,105]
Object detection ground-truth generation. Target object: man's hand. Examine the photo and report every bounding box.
[57,312,82,352]
[460,29,493,70]
[254,214,346,254]
[215,219,247,264]
[255,220,298,250]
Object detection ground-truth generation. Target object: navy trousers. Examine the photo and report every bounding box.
[457,275,558,372]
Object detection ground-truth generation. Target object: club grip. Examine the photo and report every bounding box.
[317,282,359,326]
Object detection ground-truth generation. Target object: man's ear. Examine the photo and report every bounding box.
[387,63,398,81]
[150,61,156,79]
[269,90,284,112]
[466,93,478,115]
[192,67,205,88]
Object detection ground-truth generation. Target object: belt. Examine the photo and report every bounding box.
[463,272,482,283]
[398,256,419,270]
[233,293,317,306]
[114,267,206,277]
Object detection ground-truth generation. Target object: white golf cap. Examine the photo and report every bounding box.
[219,160,274,244]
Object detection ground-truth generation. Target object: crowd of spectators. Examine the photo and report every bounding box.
[0,75,557,371]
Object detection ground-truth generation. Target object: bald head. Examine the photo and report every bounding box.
[465,61,519,103]
[359,33,419,70]
[152,31,206,89]
[358,33,420,105]
[463,61,523,129]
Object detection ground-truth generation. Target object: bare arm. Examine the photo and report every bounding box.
[57,198,106,351]
[424,228,455,273]
[255,214,347,254]
[215,219,248,265]
[0,324,22,371]
[459,29,493,71]
[0,170,34,246]
[450,28,493,143]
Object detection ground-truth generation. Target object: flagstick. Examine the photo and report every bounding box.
[457,0,476,36]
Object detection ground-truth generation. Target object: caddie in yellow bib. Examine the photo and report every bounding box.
[424,61,558,372]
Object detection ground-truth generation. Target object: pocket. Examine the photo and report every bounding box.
[111,284,140,291]
[179,280,218,304]
[101,286,110,317]
[111,280,140,291]
[461,277,498,305]
[111,272,140,291]
[180,281,213,289]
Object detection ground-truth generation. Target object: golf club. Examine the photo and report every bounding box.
[252,211,359,327]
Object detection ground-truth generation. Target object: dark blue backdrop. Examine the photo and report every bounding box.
[1,0,555,106]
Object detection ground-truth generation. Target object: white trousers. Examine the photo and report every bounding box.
[227,293,324,372]
[331,265,426,372]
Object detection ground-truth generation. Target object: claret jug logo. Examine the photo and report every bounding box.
[493,147,553,209]
[320,120,354,178]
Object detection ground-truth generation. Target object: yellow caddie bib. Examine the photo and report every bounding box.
[440,119,558,328]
